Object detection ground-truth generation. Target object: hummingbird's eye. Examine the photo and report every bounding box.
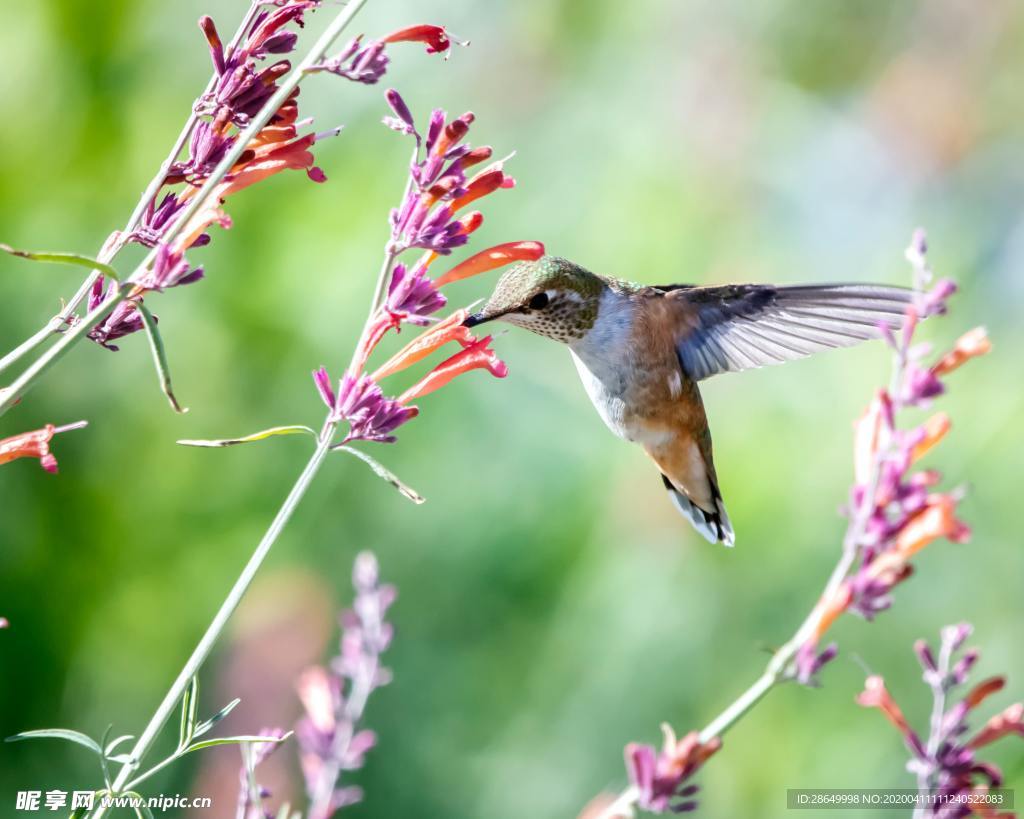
[528,292,550,310]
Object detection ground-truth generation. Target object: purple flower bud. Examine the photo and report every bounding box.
[941,622,973,654]
[313,366,337,410]
[951,649,979,686]
[383,88,418,139]
[794,641,839,686]
[914,638,937,673]
[132,244,203,291]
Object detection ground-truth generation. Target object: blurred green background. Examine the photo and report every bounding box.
[1,1,1022,816]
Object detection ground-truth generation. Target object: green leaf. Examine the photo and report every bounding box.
[5,728,101,755]
[105,734,134,755]
[178,426,317,448]
[178,677,199,751]
[193,697,240,739]
[0,243,120,281]
[337,445,425,504]
[135,300,187,414]
[98,725,115,789]
[184,732,292,754]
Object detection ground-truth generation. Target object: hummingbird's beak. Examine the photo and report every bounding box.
[462,311,489,328]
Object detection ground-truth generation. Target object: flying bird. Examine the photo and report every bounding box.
[465,256,911,546]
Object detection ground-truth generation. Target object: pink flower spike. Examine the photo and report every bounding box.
[399,335,508,403]
[434,241,545,287]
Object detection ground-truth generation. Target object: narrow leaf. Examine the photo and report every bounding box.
[184,732,292,754]
[136,301,187,414]
[178,677,199,751]
[5,728,101,755]
[0,243,120,281]
[178,426,317,448]
[104,734,135,758]
[337,445,425,504]
[193,697,240,739]
[99,725,114,789]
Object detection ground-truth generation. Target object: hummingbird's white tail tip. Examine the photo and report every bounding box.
[661,474,735,547]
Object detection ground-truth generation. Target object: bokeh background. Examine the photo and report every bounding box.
[1,1,1022,816]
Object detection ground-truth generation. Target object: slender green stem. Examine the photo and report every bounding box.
[92,433,334,818]
[0,0,369,417]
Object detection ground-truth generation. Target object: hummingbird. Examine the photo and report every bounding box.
[464,256,911,547]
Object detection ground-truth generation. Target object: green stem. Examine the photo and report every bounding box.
[0,0,369,417]
[92,433,334,818]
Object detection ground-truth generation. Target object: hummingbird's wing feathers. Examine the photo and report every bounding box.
[662,283,912,380]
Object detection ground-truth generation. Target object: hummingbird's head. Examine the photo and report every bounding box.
[464,256,603,343]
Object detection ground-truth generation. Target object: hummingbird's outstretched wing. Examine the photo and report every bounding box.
[659,283,912,381]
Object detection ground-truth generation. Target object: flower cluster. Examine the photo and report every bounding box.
[295,552,395,818]
[792,232,990,685]
[384,89,514,254]
[311,93,543,448]
[80,6,457,354]
[858,624,1022,817]
[625,725,721,814]
[0,421,88,474]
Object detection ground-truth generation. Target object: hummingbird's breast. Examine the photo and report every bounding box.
[568,290,680,446]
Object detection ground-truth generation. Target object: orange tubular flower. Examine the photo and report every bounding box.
[853,391,889,485]
[451,168,514,212]
[371,309,474,381]
[933,326,991,376]
[434,242,546,287]
[382,25,458,55]
[893,494,970,558]
[968,703,1024,748]
[399,336,508,403]
[964,677,1007,710]
[0,421,87,474]
[910,412,951,464]
[857,676,917,740]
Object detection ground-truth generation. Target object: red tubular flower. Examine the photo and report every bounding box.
[933,326,991,376]
[434,241,545,287]
[382,25,456,55]
[371,309,475,381]
[451,168,513,212]
[964,677,1007,710]
[398,335,508,403]
[175,122,323,250]
[969,703,1024,748]
[856,676,921,747]
[894,494,970,558]
[0,421,87,474]
[909,413,951,464]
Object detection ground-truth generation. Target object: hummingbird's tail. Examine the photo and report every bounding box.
[661,473,735,547]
